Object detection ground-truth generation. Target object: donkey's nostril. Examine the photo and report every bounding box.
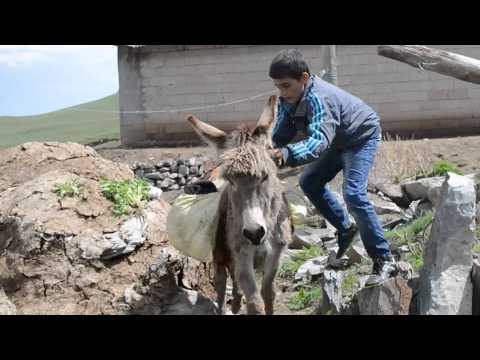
[243,226,266,245]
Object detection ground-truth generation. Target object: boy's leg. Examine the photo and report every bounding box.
[341,135,392,260]
[299,148,351,233]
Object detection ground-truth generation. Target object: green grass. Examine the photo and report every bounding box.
[100,178,151,217]
[279,246,327,279]
[0,94,119,149]
[473,242,480,255]
[416,160,464,179]
[385,212,434,246]
[287,285,322,311]
[53,179,82,199]
[341,271,359,300]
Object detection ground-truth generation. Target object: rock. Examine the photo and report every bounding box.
[160,178,174,189]
[477,202,480,223]
[159,167,170,173]
[169,173,179,179]
[189,166,198,175]
[472,259,480,316]
[158,172,169,180]
[294,255,329,282]
[404,198,433,221]
[418,173,476,315]
[395,261,414,280]
[368,192,403,215]
[142,165,156,174]
[379,213,405,230]
[161,159,174,168]
[178,165,189,177]
[178,177,186,186]
[401,176,445,202]
[317,270,344,315]
[375,183,410,208]
[144,172,163,181]
[290,227,336,249]
[403,173,480,205]
[162,288,218,315]
[100,215,146,260]
[176,159,185,166]
[356,276,412,315]
[0,287,16,315]
[134,169,145,178]
[187,157,197,167]
[170,184,180,191]
[198,165,204,175]
[345,243,368,265]
[150,186,163,200]
[0,144,216,315]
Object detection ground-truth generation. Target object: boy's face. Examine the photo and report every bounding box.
[273,72,310,104]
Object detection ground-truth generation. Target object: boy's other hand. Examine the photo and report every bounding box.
[269,148,287,168]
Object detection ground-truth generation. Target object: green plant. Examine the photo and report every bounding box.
[385,212,434,246]
[341,271,359,299]
[53,179,82,199]
[417,160,464,179]
[100,178,151,217]
[405,242,424,272]
[287,286,322,311]
[278,246,327,279]
[473,242,480,255]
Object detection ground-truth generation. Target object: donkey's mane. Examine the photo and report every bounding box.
[220,125,277,179]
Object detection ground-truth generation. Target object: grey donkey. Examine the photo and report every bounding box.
[186,95,293,315]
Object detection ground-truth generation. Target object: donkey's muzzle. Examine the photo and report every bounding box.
[243,226,266,245]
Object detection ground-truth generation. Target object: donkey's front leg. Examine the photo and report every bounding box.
[261,244,284,315]
[235,249,263,315]
[214,262,228,315]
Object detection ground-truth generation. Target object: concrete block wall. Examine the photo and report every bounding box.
[118,45,329,145]
[337,45,480,137]
[118,45,480,146]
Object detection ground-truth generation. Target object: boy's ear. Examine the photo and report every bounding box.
[186,114,227,150]
[253,95,278,139]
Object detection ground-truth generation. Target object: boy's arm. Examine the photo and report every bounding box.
[272,101,297,148]
[282,94,338,167]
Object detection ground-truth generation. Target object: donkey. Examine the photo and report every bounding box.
[186,95,293,315]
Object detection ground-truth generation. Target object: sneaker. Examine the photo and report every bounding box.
[364,256,397,288]
[335,222,358,260]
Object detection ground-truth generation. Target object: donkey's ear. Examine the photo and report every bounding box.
[186,114,227,150]
[253,95,278,138]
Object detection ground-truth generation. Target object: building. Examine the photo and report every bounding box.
[117,45,480,147]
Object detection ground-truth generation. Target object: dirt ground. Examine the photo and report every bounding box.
[94,135,480,315]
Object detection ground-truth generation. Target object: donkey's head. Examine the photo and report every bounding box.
[186,95,282,245]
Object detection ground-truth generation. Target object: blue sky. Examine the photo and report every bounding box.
[0,45,118,116]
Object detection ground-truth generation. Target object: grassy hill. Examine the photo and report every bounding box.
[0,94,120,149]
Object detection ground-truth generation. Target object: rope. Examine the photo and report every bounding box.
[67,89,277,115]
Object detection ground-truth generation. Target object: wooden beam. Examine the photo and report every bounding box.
[377,45,480,84]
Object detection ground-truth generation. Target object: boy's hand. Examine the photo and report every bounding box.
[269,148,287,168]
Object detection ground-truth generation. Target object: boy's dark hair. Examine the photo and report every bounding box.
[269,49,311,80]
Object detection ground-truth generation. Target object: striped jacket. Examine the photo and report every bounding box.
[272,75,381,167]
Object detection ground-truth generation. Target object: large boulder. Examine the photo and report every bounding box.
[355,277,412,315]
[0,142,215,314]
[417,173,476,315]
[472,259,480,316]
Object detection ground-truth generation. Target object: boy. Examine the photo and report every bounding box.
[268,49,396,286]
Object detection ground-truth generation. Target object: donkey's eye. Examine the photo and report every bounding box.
[261,174,269,183]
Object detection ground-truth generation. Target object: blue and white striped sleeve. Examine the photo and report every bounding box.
[285,94,337,167]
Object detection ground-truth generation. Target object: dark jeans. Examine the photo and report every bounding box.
[299,135,392,260]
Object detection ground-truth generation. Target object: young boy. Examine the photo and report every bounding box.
[268,49,396,286]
